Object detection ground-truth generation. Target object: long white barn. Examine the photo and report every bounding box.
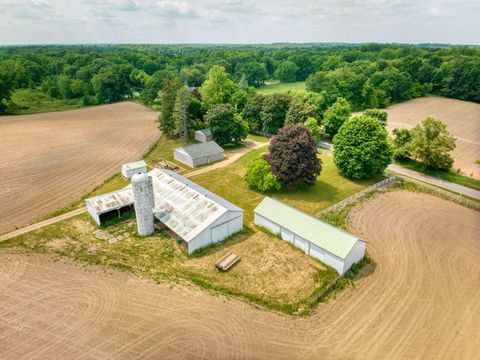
[86,168,243,254]
[254,197,365,275]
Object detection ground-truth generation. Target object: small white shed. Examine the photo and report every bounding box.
[174,141,224,168]
[121,160,147,179]
[254,197,366,275]
[195,128,212,143]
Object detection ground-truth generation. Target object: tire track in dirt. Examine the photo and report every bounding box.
[0,191,479,359]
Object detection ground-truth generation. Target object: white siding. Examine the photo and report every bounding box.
[122,166,147,179]
[174,150,195,168]
[309,243,326,263]
[86,202,101,226]
[254,214,280,235]
[280,228,293,244]
[293,234,309,253]
[324,252,345,275]
[187,211,243,254]
[192,152,224,167]
[343,240,366,274]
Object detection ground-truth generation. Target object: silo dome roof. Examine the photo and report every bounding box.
[132,172,150,184]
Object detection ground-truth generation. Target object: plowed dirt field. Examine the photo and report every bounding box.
[0,102,159,235]
[1,191,479,359]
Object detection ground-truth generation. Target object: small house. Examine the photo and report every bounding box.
[121,160,147,179]
[194,129,212,143]
[173,141,224,168]
[254,197,366,275]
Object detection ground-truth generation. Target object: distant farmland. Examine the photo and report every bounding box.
[383,96,480,179]
[0,102,159,235]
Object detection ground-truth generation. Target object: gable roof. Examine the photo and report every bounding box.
[122,160,147,170]
[85,168,242,242]
[254,197,363,259]
[85,188,133,215]
[174,141,223,160]
[195,128,212,136]
[149,168,242,241]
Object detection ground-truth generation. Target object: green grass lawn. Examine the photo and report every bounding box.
[257,81,306,94]
[190,147,384,224]
[393,158,480,191]
[9,88,84,115]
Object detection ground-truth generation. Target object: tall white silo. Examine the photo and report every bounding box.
[131,172,155,236]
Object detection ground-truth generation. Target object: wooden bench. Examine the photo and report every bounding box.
[215,252,240,271]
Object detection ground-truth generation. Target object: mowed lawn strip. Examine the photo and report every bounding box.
[257,81,306,94]
[190,147,383,223]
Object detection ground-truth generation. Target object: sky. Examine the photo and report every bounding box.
[0,0,479,45]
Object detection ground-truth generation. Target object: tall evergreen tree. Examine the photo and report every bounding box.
[158,78,177,137]
[174,85,190,142]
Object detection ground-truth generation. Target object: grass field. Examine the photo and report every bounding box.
[257,81,306,94]
[9,88,84,114]
[190,147,383,223]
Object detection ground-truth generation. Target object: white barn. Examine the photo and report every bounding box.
[254,197,366,275]
[194,128,212,143]
[86,168,243,254]
[121,160,147,179]
[173,141,224,168]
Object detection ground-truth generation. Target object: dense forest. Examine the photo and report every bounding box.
[0,43,479,121]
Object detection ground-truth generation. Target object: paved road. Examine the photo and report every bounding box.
[0,140,268,243]
[387,164,480,199]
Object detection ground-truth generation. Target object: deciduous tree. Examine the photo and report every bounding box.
[323,97,351,137]
[205,104,248,146]
[333,115,393,179]
[265,124,321,187]
[408,117,456,170]
[244,157,281,192]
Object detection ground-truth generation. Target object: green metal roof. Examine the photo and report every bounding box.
[123,160,147,170]
[254,197,363,259]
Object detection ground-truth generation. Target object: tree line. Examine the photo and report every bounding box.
[0,43,479,114]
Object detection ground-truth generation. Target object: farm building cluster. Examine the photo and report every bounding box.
[86,158,365,273]
[86,167,243,254]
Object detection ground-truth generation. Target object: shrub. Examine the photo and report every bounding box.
[244,157,281,192]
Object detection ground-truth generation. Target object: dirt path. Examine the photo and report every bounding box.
[1,191,479,359]
[0,102,159,235]
[186,140,267,177]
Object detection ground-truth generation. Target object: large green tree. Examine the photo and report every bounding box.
[333,115,393,179]
[407,117,456,170]
[205,104,248,146]
[323,97,351,138]
[274,61,299,83]
[265,124,321,187]
[260,93,291,134]
[285,99,317,124]
[199,65,237,110]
